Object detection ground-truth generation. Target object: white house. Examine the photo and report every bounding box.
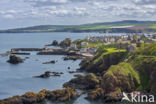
[81,42,88,46]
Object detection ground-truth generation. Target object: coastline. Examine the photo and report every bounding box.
[0,33,156,104]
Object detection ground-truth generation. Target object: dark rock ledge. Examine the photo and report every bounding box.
[33,71,64,78]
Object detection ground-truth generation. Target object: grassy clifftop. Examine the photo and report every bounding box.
[79,45,127,74]
[101,42,156,94]
[94,48,126,63]
[134,42,156,56]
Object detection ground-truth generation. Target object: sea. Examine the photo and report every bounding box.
[0,32,134,104]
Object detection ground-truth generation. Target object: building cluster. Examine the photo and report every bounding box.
[69,34,156,55]
[85,34,156,44]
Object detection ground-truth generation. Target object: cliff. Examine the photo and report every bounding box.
[78,43,156,102]
[79,48,127,74]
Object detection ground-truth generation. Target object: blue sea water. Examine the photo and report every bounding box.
[0,32,128,104]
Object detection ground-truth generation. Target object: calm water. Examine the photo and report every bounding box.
[0,32,127,104]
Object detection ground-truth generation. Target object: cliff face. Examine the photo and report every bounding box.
[80,48,127,74]
[102,62,140,93]
[102,44,156,93]
[130,55,156,94]
[79,43,156,102]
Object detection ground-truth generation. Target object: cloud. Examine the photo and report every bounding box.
[23,0,69,6]
[132,0,156,4]
[0,10,17,14]
[3,14,14,19]
[0,0,156,29]
[23,0,117,7]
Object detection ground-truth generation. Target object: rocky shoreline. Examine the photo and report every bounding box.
[63,43,156,102]
[37,49,77,55]
[1,38,156,104]
[0,88,79,104]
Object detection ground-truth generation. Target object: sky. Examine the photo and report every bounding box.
[0,0,156,29]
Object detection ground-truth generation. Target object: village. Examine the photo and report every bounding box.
[67,33,156,56]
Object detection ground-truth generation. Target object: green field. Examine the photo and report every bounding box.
[150,24,156,29]
[1,20,156,33]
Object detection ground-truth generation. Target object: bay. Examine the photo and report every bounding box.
[0,32,126,104]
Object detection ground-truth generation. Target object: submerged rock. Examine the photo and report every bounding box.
[42,60,56,64]
[68,71,77,74]
[25,57,29,59]
[0,88,78,104]
[51,72,62,77]
[7,55,23,64]
[63,73,100,90]
[33,71,51,78]
[33,71,64,78]
[68,70,80,74]
[63,56,84,61]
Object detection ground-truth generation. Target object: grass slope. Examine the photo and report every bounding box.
[103,42,156,92]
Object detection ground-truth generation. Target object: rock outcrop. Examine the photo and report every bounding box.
[86,88,122,102]
[42,60,56,64]
[46,88,78,102]
[63,73,100,90]
[63,56,85,61]
[37,49,77,55]
[7,55,23,64]
[79,52,126,74]
[0,88,78,104]
[33,71,64,78]
[102,62,140,93]
[45,40,59,46]
[59,38,72,48]
[85,62,140,102]
[85,88,105,101]
[33,71,51,78]
[52,40,59,46]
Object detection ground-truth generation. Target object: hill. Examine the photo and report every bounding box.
[1,20,156,33]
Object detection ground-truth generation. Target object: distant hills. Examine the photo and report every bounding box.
[1,20,156,33]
